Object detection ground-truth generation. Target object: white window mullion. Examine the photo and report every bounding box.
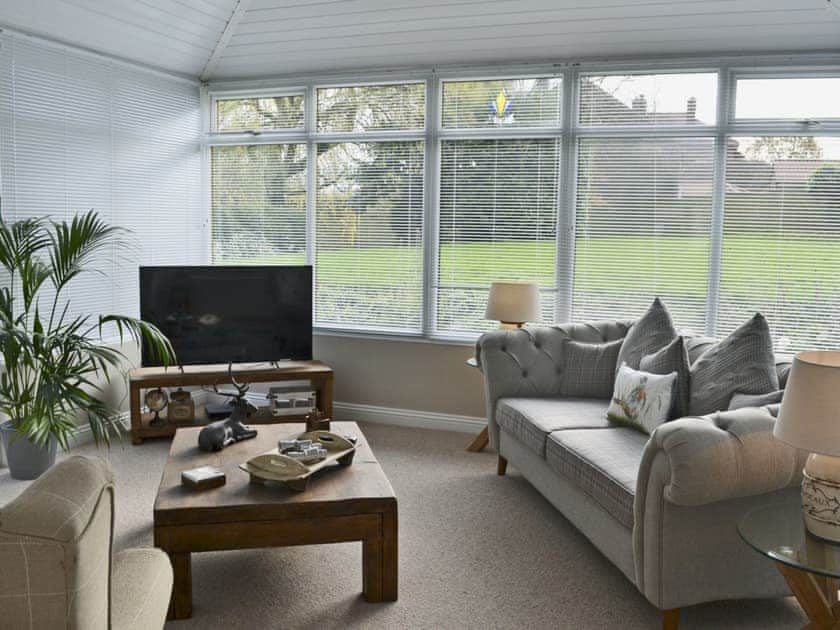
[557,67,577,323]
[305,85,316,268]
[705,68,731,335]
[422,77,440,336]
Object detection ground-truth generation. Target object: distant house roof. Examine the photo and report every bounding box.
[772,160,840,187]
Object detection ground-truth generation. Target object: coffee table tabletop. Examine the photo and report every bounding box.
[153,421,398,619]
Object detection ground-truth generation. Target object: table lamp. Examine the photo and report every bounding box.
[774,350,840,542]
[485,281,540,329]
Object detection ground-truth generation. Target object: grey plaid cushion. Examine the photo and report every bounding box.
[496,397,611,457]
[640,336,690,419]
[689,313,779,416]
[560,338,623,399]
[545,427,647,529]
[616,297,677,370]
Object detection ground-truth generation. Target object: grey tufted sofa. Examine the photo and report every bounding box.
[476,321,806,629]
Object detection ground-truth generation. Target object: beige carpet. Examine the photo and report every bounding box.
[0,422,805,629]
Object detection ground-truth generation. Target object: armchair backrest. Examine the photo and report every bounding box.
[0,455,115,629]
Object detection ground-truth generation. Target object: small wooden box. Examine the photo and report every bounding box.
[181,465,226,490]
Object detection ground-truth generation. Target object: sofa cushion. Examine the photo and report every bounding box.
[689,313,779,416]
[496,397,611,457]
[545,427,648,529]
[559,338,623,399]
[640,336,691,419]
[607,364,677,434]
[616,297,677,371]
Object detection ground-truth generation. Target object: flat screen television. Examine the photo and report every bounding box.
[140,266,312,367]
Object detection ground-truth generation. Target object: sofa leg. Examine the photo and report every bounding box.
[662,608,679,630]
[497,456,508,476]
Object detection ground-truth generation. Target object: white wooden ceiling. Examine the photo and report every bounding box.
[0,0,838,80]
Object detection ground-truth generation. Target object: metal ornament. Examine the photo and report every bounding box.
[198,365,258,452]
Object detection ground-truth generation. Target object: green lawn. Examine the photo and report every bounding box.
[223,235,840,302]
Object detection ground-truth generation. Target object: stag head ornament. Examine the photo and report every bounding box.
[198,365,259,452]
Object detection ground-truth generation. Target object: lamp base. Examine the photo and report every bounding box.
[499,321,524,330]
[802,453,840,542]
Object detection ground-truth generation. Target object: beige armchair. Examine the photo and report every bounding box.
[0,455,172,629]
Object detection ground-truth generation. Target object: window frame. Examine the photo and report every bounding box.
[210,87,308,134]
[205,58,840,346]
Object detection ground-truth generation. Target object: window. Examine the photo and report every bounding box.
[316,83,424,133]
[734,77,840,121]
[573,137,714,330]
[719,136,840,351]
[573,71,718,330]
[441,77,561,129]
[207,65,840,350]
[214,94,304,132]
[436,77,562,334]
[211,144,307,264]
[315,141,424,332]
[315,83,425,332]
[579,72,718,126]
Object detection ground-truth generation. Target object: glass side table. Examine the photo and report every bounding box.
[738,495,840,628]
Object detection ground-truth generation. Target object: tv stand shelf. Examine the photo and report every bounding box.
[128,361,333,445]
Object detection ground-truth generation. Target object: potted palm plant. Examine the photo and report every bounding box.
[0,210,175,479]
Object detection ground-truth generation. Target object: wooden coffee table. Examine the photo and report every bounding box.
[153,421,397,619]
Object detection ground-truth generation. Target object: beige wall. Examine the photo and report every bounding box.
[314,334,486,418]
[90,335,487,421]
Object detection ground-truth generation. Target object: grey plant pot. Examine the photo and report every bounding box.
[0,421,58,480]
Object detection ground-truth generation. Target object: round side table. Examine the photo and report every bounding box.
[739,495,840,628]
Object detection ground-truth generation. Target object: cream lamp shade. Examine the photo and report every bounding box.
[774,350,840,541]
[774,350,840,455]
[484,281,540,326]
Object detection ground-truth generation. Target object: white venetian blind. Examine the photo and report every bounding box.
[215,94,304,132]
[572,137,715,331]
[211,144,307,264]
[0,33,202,327]
[316,83,425,133]
[314,140,424,332]
[719,136,840,351]
[437,139,559,333]
[441,77,562,129]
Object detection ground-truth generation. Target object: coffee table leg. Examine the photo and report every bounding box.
[363,508,398,602]
[168,552,193,620]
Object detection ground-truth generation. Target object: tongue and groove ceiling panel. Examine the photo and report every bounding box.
[0,0,838,80]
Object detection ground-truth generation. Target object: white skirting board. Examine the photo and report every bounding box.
[332,401,485,434]
[2,402,485,465]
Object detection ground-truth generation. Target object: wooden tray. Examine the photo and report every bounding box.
[239,430,357,491]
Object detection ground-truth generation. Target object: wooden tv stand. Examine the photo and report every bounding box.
[129,361,333,445]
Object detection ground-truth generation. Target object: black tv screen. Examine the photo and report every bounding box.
[140,266,312,367]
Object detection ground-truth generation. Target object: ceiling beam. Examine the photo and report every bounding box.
[201,0,251,81]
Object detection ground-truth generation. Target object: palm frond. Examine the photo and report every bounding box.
[49,210,126,292]
[0,216,50,274]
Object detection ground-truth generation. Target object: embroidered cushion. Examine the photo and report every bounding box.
[607,364,677,434]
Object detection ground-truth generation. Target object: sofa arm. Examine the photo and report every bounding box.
[639,406,806,508]
[633,406,806,608]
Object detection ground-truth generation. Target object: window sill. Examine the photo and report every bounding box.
[314,327,479,348]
